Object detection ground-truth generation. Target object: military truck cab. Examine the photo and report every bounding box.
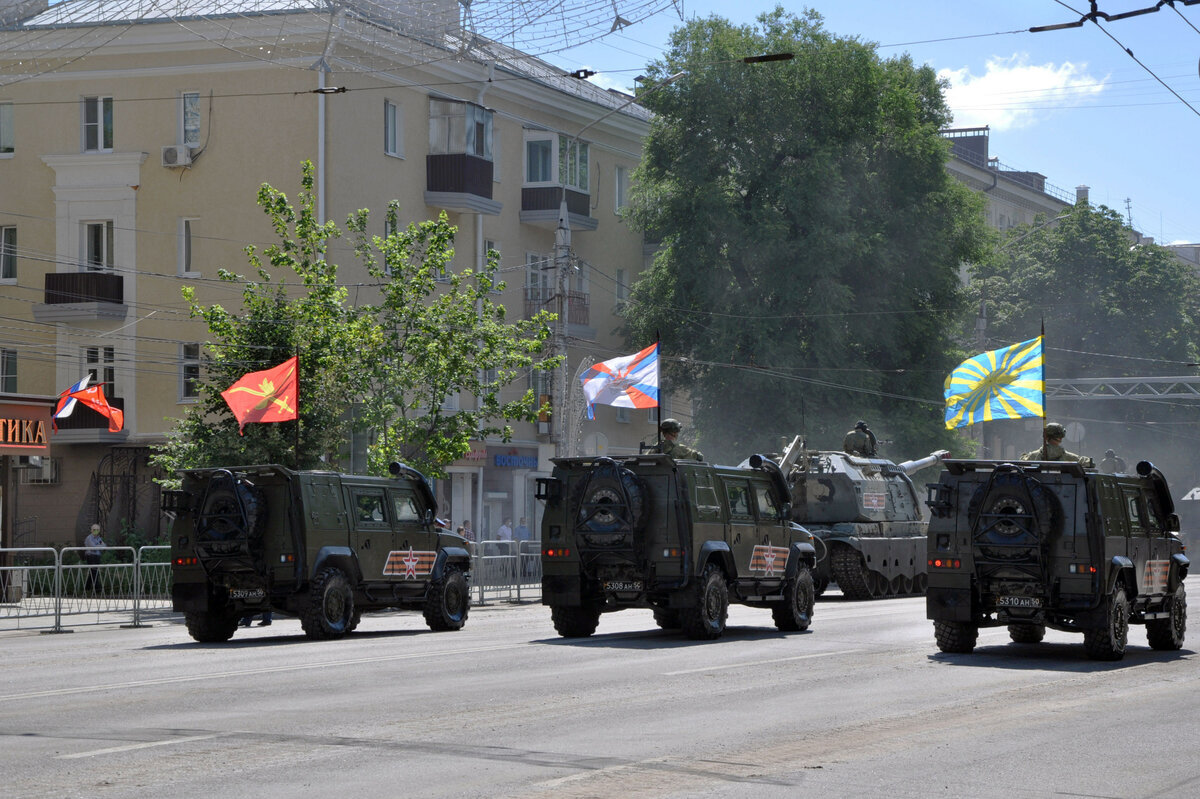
[536,453,817,640]
[168,462,472,642]
[925,458,1188,660]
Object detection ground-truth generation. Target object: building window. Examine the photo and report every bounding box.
[428,98,492,159]
[384,99,403,157]
[82,96,114,152]
[615,407,630,423]
[648,406,660,424]
[178,218,199,276]
[0,101,12,155]
[19,457,60,485]
[615,267,629,307]
[85,345,115,392]
[615,165,629,212]
[0,349,14,393]
[84,221,114,271]
[525,252,553,311]
[559,136,588,192]
[180,343,200,400]
[524,132,589,192]
[492,127,501,181]
[181,91,200,147]
[525,136,553,183]
[1,226,15,280]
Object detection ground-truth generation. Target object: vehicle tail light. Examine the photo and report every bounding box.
[1068,563,1097,574]
[543,547,571,558]
[928,558,961,569]
[279,553,295,564]
[173,556,199,567]
[662,548,682,558]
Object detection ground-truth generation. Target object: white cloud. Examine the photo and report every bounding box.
[939,54,1107,131]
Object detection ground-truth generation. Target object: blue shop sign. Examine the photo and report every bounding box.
[494,454,538,469]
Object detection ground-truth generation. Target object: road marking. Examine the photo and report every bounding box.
[663,649,862,676]
[58,733,225,759]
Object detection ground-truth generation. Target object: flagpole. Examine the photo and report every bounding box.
[655,330,662,449]
[295,345,301,470]
[1040,318,1047,458]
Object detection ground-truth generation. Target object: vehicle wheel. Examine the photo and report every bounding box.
[185,610,240,643]
[773,567,815,632]
[424,566,470,632]
[346,610,363,633]
[300,566,355,640]
[1147,583,1187,651]
[812,571,830,597]
[551,603,601,637]
[680,563,729,640]
[1008,623,1046,644]
[1084,585,1129,661]
[652,608,682,630]
[830,547,873,600]
[934,620,978,654]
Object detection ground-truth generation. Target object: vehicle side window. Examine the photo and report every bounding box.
[753,483,779,519]
[391,491,421,523]
[1143,491,1162,531]
[691,470,722,521]
[1122,489,1144,531]
[354,491,387,524]
[724,481,752,519]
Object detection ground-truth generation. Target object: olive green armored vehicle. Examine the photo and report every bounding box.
[926,458,1188,660]
[168,463,472,643]
[537,453,817,641]
[775,437,949,599]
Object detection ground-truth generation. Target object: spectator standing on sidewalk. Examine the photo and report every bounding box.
[496,518,513,541]
[83,524,105,593]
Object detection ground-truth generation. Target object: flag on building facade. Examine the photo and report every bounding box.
[64,385,124,432]
[53,374,92,425]
[944,336,1044,430]
[580,342,659,420]
[221,356,299,435]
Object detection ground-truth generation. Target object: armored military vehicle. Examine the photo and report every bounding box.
[775,437,948,599]
[536,453,817,640]
[926,458,1189,660]
[167,462,472,643]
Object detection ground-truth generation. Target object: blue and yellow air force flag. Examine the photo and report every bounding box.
[944,336,1044,430]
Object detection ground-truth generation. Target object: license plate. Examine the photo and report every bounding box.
[996,595,1042,608]
[230,588,265,600]
[604,581,643,592]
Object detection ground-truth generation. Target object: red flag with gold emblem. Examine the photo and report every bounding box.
[221,356,298,435]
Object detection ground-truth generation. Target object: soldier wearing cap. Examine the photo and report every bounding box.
[649,418,704,461]
[1021,422,1090,465]
[843,420,878,457]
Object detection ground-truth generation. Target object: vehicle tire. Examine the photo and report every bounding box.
[773,567,815,632]
[185,610,240,643]
[197,478,266,543]
[1083,585,1130,661]
[812,571,830,597]
[424,566,470,632]
[1008,623,1046,644]
[551,603,601,638]
[933,620,978,654]
[969,470,1061,555]
[680,563,729,640]
[1147,583,1187,651]
[300,566,355,640]
[572,459,648,535]
[652,608,682,630]
[346,609,363,634]
[830,546,873,600]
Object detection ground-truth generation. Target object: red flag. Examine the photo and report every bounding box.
[66,385,124,433]
[221,356,298,435]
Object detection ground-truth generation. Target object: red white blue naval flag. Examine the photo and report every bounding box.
[580,342,660,420]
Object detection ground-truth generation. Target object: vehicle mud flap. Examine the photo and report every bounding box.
[927,586,973,622]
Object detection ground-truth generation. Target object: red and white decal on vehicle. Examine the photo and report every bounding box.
[749,544,789,576]
[1143,559,1171,594]
[384,548,436,579]
[862,493,886,510]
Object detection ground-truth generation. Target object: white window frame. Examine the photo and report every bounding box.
[82,95,113,152]
[523,131,589,193]
[492,126,501,182]
[524,132,554,185]
[525,251,552,307]
[180,343,200,401]
[1,225,15,281]
[0,101,13,155]
[85,345,115,394]
[83,220,115,272]
[428,98,492,159]
[178,217,199,277]
[614,267,629,308]
[384,99,403,158]
[614,165,629,213]
[180,91,201,147]
[0,348,15,393]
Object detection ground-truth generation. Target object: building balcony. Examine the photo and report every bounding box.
[519,187,597,231]
[51,395,128,444]
[423,153,501,215]
[524,286,589,327]
[32,272,127,322]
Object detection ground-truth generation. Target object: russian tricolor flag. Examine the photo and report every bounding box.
[580,342,659,420]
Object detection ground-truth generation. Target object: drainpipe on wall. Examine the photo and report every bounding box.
[317,69,327,224]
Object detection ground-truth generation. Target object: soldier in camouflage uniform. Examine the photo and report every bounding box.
[1098,449,1128,474]
[842,420,878,457]
[650,418,704,461]
[1020,421,1091,465]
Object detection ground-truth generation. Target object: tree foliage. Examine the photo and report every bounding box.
[154,161,558,484]
[622,7,991,461]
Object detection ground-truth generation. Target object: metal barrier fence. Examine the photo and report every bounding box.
[0,546,173,633]
[0,540,541,631]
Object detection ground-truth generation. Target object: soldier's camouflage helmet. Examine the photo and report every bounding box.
[1044,422,1067,439]
[660,418,682,433]
[1105,449,1116,457]
[855,420,868,430]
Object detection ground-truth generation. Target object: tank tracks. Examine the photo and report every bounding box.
[829,546,926,600]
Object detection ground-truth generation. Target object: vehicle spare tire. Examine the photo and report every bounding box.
[197,475,267,543]
[571,458,648,535]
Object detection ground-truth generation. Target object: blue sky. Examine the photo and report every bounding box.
[544,1,1200,245]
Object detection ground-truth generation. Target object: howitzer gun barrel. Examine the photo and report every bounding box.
[896,450,950,475]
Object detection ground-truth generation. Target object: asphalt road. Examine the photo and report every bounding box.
[1,591,1197,799]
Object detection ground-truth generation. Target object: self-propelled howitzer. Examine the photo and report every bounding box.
[777,437,949,599]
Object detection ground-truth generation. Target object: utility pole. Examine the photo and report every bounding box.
[553,195,572,458]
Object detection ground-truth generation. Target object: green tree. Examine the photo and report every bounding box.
[622,7,991,461]
[348,203,559,477]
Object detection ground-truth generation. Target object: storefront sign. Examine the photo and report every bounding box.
[494,453,538,469]
[0,401,52,455]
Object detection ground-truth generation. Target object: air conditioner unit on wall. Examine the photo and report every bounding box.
[161,145,193,167]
